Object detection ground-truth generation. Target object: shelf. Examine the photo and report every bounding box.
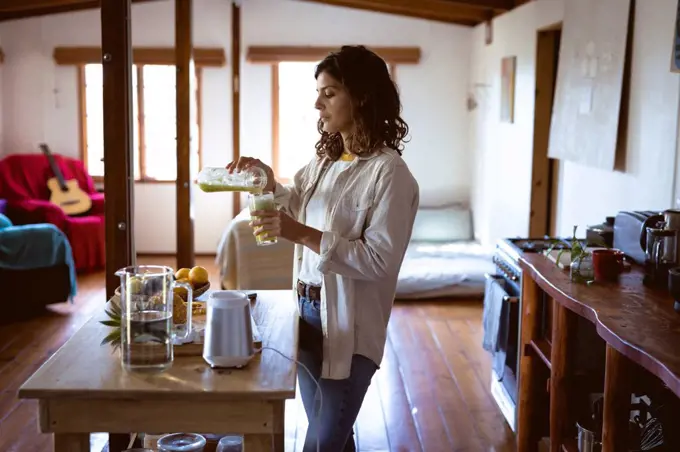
[530,338,552,370]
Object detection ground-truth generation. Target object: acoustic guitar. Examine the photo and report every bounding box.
[39,143,92,216]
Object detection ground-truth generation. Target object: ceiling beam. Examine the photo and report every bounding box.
[247,46,421,65]
[445,0,514,9]
[297,0,509,25]
[0,0,162,21]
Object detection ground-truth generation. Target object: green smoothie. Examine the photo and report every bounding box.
[197,182,263,194]
[249,192,277,246]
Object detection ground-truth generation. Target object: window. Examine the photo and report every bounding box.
[273,61,320,181]
[272,61,394,181]
[81,63,200,181]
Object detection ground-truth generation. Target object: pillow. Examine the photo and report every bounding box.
[410,205,473,242]
[0,213,12,230]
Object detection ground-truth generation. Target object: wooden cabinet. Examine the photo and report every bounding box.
[517,253,680,451]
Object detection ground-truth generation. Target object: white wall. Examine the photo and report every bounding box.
[241,0,472,209]
[0,0,472,253]
[470,0,680,246]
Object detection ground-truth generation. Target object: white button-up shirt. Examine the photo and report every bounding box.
[274,147,420,380]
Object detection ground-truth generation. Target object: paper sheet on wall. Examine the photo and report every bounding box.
[579,83,594,115]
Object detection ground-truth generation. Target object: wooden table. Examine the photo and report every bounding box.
[18,290,299,452]
[517,254,680,452]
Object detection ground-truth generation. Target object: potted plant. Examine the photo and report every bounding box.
[547,225,604,283]
[568,226,595,283]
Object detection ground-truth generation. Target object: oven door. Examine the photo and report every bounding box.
[485,272,520,431]
[483,274,517,380]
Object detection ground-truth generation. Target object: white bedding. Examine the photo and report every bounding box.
[216,208,294,291]
[395,241,496,299]
[216,210,495,300]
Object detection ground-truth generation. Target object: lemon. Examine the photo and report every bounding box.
[175,268,191,280]
[189,266,209,287]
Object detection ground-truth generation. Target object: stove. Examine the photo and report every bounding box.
[488,236,571,432]
[507,237,571,253]
[488,236,600,434]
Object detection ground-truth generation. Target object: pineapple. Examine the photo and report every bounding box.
[100,296,123,350]
[99,292,204,350]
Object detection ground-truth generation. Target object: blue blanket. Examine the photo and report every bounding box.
[0,220,77,301]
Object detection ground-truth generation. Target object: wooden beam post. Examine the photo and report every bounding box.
[231,0,242,217]
[101,0,135,298]
[175,0,195,270]
[101,0,136,447]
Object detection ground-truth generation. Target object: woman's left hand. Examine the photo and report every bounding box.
[249,209,303,243]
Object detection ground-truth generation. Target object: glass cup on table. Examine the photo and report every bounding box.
[249,191,278,246]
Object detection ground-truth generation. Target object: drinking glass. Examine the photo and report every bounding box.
[216,435,243,452]
[115,265,193,372]
[249,191,278,246]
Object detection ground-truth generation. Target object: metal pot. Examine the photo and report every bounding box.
[577,422,602,452]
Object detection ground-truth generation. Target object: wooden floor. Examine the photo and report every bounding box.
[0,256,516,452]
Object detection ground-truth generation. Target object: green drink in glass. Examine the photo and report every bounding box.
[249,191,278,246]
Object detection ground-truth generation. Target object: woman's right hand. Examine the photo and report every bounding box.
[226,157,276,192]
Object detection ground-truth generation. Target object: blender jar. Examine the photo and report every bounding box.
[196,166,267,193]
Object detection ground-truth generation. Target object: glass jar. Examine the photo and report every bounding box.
[196,166,267,193]
[571,253,594,283]
[157,433,206,452]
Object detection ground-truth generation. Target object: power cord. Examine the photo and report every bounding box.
[259,345,323,452]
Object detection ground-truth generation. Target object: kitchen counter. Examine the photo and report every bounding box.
[516,253,680,451]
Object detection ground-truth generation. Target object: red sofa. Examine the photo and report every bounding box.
[0,153,105,272]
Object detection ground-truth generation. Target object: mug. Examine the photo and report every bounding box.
[592,249,625,282]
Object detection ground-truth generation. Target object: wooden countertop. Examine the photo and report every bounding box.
[519,253,680,397]
[18,290,299,402]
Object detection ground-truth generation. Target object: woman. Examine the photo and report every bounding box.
[227,45,419,452]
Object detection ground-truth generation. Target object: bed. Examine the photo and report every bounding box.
[215,204,495,299]
[215,207,294,291]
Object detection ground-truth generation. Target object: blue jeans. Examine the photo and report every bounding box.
[297,295,378,452]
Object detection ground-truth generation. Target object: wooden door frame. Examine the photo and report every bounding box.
[529,23,562,237]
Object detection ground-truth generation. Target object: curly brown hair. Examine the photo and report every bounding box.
[314,45,409,161]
